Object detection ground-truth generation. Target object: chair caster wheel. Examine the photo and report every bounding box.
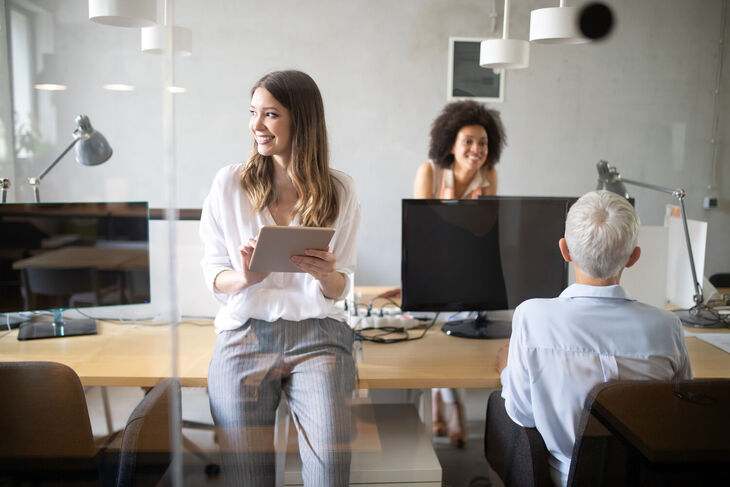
[205,463,221,477]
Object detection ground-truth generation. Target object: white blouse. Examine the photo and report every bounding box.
[199,163,360,332]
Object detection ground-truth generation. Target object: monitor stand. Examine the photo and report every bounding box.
[442,311,512,339]
[17,309,98,341]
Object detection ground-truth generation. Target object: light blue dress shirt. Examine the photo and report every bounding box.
[500,284,692,486]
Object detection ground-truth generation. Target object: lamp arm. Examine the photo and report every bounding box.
[36,137,80,181]
[620,177,685,199]
[622,178,702,306]
[678,197,703,306]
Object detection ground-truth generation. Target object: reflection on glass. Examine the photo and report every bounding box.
[0,202,150,339]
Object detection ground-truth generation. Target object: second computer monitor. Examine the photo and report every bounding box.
[401,196,576,338]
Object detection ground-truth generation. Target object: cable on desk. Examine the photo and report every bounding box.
[354,313,439,344]
[678,306,730,328]
[71,308,167,326]
[67,309,215,327]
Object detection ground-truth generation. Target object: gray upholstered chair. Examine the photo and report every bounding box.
[484,391,552,487]
[115,378,181,487]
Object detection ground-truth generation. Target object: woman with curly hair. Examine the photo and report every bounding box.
[414,100,506,447]
[414,99,505,199]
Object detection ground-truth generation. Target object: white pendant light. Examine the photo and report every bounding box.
[529,1,590,44]
[88,0,157,28]
[141,0,192,56]
[141,24,192,56]
[480,0,529,70]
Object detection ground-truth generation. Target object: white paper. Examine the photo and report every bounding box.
[693,333,730,354]
[622,226,669,309]
[665,207,707,310]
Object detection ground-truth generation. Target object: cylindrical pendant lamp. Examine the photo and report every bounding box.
[529,2,589,44]
[141,25,193,56]
[89,0,157,28]
[480,39,530,69]
[480,0,529,69]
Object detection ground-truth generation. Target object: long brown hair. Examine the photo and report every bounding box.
[241,70,339,227]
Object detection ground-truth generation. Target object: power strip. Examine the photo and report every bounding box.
[357,314,422,329]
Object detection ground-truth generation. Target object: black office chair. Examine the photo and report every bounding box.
[484,391,626,487]
[484,391,552,487]
[115,378,181,487]
[485,388,635,487]
[486,380,730,487]
[709,273,730,288]
[0,361,100,485]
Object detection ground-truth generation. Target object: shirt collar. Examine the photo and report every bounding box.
[559,283,633,301]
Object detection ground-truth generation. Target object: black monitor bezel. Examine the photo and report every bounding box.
[401,196,577,313]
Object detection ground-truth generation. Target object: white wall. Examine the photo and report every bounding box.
[8,0,730,301]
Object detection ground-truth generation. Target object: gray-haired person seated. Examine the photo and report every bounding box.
[496,190,692,486]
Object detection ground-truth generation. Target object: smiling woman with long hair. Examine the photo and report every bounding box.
[200,70,360,486]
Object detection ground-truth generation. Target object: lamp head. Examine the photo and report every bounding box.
[73,115,113,166]
[596,160,630,200]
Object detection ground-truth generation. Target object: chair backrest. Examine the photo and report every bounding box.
[569,379,730,486]
[489,380,730,487]
[23,267,98,296]
[0,361,98,479]
[22,267,101,308]
[484,390,552,487]
[567,383,630,486]
[116,378,181,487]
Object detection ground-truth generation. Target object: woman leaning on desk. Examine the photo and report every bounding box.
[199,70,360,487]
[414,99,506,447]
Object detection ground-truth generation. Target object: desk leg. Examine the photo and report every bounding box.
[418,388,433,439]
[101,386,114,435]
[274,399,290,487]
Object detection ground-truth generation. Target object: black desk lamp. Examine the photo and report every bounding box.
[596,160,722,328]
[28,115,112,202]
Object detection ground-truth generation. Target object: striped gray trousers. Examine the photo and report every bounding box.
[208,317,356,486]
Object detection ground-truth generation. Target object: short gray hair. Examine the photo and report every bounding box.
[565,190,640,279]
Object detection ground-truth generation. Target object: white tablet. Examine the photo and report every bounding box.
[248,225,335,273]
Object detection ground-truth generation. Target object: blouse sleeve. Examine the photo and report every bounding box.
[329,172,360,301]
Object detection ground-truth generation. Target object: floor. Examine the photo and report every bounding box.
[86,386,502,487]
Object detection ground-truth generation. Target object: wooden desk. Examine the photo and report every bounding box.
[0,321,213,387]
[0,319,728,388]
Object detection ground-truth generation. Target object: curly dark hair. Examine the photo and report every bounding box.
[428,100,506,170]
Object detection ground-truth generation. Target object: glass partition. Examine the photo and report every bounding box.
[2,1,728,486]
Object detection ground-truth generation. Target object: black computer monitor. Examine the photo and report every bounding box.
[0,202,150,340]
[401,196,577,339]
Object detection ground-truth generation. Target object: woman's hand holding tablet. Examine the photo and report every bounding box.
[248,225,335,273]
